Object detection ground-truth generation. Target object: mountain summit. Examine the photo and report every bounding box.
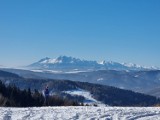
[27,56,158,71]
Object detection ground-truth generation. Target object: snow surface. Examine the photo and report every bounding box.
[97,78,104,81]
[30,69,89,74]
[0,107,160,120]
[64,89,105,106]
[64,71,89,74]
[30,70,63,73]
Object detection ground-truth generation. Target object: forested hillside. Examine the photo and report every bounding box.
[0,80,79,107]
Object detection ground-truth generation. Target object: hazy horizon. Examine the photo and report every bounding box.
[0,1,160,67]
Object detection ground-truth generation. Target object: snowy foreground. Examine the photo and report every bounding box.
[0,107,160,120]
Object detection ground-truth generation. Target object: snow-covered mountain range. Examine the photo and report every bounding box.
[27,56,159,71]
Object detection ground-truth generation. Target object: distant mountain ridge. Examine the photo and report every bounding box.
[27,56,159,71]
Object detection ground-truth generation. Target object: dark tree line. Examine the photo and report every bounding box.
[0,80,79,107]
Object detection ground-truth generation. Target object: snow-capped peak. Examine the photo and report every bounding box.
[56,56,80,63]
[38,56,82,64]
[38,57,51,63]
[38,57,60,64]
[122,63,142,68]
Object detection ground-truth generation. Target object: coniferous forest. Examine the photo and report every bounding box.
[0,80,79,107]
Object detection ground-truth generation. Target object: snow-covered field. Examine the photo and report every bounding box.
[0,107,160,120]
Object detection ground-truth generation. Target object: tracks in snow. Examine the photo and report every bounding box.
[0,107,160,120]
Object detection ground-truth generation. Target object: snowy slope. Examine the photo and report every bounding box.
[0,107,160,120]
[64,89,105,106]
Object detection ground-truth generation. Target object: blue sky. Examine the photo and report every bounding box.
[0,0,160,67]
